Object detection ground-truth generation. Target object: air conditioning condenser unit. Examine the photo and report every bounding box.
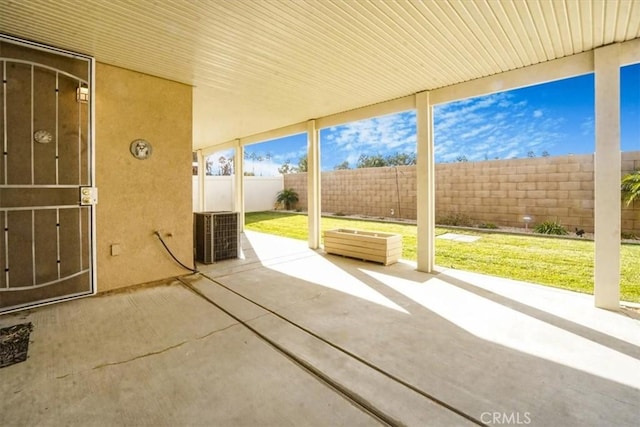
[194,211,239,264]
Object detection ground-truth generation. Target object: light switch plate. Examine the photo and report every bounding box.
[80,187,98,205]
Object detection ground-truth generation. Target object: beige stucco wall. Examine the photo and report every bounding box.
[95,63,193,292]
[283,152,640,234]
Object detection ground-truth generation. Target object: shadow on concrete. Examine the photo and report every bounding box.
[200,232,640,426]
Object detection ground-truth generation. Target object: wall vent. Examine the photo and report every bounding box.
[194,212,239,264]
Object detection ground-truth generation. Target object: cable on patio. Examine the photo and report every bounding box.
[192,273,488,427]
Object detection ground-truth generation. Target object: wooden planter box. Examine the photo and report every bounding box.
[324,229,402,265]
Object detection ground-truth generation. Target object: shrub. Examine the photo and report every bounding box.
[477,222,498,229]
[621,170,640,206]
[533,220,568,235]
[436,212,473,227]
[276,188,299,210]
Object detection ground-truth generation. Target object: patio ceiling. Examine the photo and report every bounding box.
[1,0,639,149]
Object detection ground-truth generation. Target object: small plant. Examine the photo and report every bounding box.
[334,212,346,216]
[436,212,473,227]
[276,188,299,210]
[477,222,498,229]
[621,231,638,240]
[621,170,640,206]
[533,220,568,235]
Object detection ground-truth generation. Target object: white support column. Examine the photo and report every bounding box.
[307,120,321,249]
[197,150,205,212]
[234,139,245,231]
[594,44,621,309]
[416,91,435,272]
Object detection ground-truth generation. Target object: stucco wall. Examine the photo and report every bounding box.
[96,63,193,292]
[283,152,640,233]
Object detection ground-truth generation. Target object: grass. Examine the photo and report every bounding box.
[245,211,640,303]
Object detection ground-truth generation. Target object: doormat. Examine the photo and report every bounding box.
[0,322,34,368]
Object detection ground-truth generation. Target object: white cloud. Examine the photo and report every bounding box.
[318,83,590,166]
[580,117,594,136]
[433,91,567,162]
[322,111,417,167]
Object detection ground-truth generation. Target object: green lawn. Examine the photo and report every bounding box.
[245,211,640,303]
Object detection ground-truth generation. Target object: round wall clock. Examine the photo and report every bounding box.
[130,139,152,160]
[34,129,53,144]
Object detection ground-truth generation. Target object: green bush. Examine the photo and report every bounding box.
[276,188,299,210]
[621,170,640,206]
[436,212,473,227]
[478,222,498,229]
[534,220,568,235]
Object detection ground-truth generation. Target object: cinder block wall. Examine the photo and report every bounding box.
[436,154,596,230]
[283,151,640,233]
[322,166,417,219]
[622,151,640,233]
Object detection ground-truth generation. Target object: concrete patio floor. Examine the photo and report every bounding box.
[1,230,639,426]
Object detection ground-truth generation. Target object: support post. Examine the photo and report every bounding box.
[197,149,205,212]
[234,139,245,231]
[594,44,621,309]
[307,120,321,249]
[416,91,435,272]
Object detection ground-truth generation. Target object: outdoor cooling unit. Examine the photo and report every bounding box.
[194,211,240,264]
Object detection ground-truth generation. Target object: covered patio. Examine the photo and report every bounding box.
[0,2,639,425]
[1,0,638,311]
[2,231,639,426]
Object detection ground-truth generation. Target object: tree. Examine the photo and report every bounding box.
[245,151,258,175]
[527,151,536,158]
[455,155,468,162]
[298,155,308,172]
[278,160,298,175]
[542,150,550,157]
[356,154,386,168]
[386,152,416,166]
[217,155,234,176]
[334,161,350,170]
[276,188,299,210]
[621,170,640,206]
[205,156,215,175]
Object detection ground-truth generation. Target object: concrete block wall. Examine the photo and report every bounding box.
[283,167,418,220]
[622,151,640,234]
[321,166,417,220]
[435,154,596,230]
[283,151,640,234]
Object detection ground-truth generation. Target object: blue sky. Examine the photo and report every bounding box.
[212,63,639,176]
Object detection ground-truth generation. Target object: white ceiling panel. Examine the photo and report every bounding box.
[1,0,638,149]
